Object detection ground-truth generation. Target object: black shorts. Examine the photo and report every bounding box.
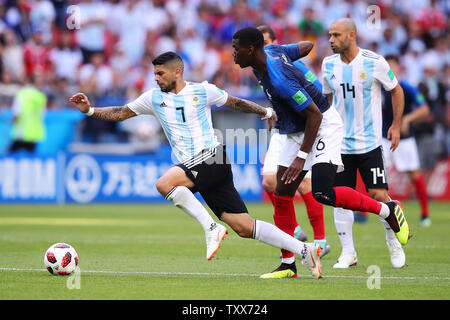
[334,146,388,190]
[176,145,248,219]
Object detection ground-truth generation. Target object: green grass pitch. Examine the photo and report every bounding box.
[0,202,449,300]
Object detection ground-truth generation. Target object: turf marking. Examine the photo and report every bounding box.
[1,267,449,281]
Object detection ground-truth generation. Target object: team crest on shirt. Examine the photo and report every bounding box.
[359,70,367,80]
[192,96,200,104]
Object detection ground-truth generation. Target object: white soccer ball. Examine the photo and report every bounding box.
[44,243,78,275]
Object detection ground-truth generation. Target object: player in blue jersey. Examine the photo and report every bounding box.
[382,55,431,227]
[69,51,324,279]
[232,27,409,277]
[256,25,330,278]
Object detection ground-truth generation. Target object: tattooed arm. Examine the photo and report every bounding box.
[224,94,278,130]
[69,92,136,121]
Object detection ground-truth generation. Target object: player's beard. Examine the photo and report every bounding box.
[160,80,176,93]
[333,37,350,54]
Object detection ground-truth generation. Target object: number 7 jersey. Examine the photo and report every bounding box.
[321,48,398,154]
[127,81,227,162]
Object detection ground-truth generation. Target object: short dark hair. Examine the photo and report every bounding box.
[257,25,276,41]
[152,51,184,69]
[385,54,399,64]
[232,27,264,49]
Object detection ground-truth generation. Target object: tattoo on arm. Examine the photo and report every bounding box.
[225,95,266,116]
[91,106,136,122]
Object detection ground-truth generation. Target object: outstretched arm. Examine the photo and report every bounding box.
[224,94,278,130]
[296,41,314,59]
[69,92,137,122]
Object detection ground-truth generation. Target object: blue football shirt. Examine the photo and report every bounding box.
[382,80,426,139]
[255,44,329,134]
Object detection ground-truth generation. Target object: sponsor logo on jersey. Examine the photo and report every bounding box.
[292,90,307,105]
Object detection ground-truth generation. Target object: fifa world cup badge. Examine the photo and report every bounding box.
[360,70,367,81]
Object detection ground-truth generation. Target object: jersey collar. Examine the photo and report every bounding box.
[339,47,361,65]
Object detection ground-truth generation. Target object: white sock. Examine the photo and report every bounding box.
[378,196,397,241]
[165,186,216,233]
[377,214,397,241]
[334,207,356,255]
[379,203,390,219]
[252,220,307,258]
[281,257,295,264]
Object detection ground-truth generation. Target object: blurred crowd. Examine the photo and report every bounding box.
[0,0,448,160]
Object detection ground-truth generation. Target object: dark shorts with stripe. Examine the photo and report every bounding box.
[334,146,389,190]
[176,145,248,219]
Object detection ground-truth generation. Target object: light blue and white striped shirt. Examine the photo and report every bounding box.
[321,48,398,154]
[127,81,227,162]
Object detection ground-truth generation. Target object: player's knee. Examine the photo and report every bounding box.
[155,177,172,196]
[227,218,253,238]
[298,179,312,195]
[368,189,388,202]
[262,176,276,193]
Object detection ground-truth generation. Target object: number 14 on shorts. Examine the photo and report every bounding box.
[370,167,386,185]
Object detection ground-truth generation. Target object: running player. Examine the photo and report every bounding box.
[322,18,407,268]
[69,51,323,279]
[231,27,409,278]
[256,25,330,278]
[382,55,431,227]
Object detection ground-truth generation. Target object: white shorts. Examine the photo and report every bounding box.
[262,130,284,175]
[262,130,312,178]
[381,137,420,172]
[278,107,344,172]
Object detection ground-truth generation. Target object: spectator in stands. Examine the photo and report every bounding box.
[0,70,21,110]
[217,0,253,42]
[414,58,448,176]
[126,53,157,94]
[50,31,82,85]
[50,0,70,30]
[402,39,426,86]
[29,0,55,45]
[297,7,324,61]
[78,52,113,98]
[48,77,76,110]
[1,28,24,83]
[76,0,107,63]
[23,27,52,80]
[110,0,149,66]
[378,27,401,56]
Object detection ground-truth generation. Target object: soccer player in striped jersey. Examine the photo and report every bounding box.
[256,25,330,279]
[69,51,323,279]
[322,18,407,268]
[232,27,409,278]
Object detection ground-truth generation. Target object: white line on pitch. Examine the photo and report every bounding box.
[1,267,449,281]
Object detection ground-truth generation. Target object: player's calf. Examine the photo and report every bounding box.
[220,212,255,238]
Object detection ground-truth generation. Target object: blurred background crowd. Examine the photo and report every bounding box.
[0,0,448,169]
